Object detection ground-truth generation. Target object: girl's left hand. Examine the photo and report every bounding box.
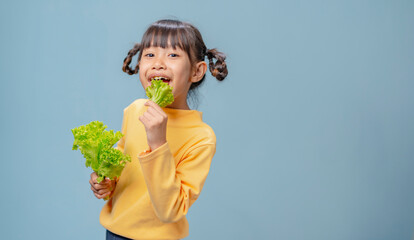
[139,100,168,151]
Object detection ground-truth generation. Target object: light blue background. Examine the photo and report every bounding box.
[1,0,413,239]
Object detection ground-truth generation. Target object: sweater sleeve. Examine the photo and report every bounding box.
[113,108,128,184]
[137,142,216,223]
[114,107,128,153]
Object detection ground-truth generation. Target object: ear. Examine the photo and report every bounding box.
[191,61,207,83]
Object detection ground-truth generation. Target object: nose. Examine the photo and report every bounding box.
[152,56,166,70]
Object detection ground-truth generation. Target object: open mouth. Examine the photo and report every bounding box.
[151,76,171,83]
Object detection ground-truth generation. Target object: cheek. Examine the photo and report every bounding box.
[138,63,146,78]
[139,72,148,88]
[177,64,193,80]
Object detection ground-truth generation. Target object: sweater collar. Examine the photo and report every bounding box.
[161,107,203,126]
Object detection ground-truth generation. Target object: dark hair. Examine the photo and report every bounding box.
[122,19,228,101]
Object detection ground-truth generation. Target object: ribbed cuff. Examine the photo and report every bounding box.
[137,142,170,163]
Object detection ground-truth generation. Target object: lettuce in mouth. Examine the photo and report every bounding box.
[72,121,131,183]
[145,79,174,107]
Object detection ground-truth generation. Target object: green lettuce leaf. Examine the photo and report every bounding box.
[145,79,174,107]
[72,121,131,183]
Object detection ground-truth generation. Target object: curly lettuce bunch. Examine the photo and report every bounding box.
[72,121,131,183]
[145,79,174,107]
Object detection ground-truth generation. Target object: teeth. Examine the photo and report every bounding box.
[152,77,170,81]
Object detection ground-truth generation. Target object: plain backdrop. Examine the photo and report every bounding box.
[1,0,413,239]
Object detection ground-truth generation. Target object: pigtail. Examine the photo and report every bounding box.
[122,43,141,75]
[206,48,228,81]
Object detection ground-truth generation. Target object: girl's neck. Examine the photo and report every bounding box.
[165,99,191,110]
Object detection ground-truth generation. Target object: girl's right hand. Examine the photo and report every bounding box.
[89,172,117,199]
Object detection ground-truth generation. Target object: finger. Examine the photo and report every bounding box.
[90,172,98,180]
[146,107,160,118]
[94,192,100,199]
[105,178,113,187]
[89,174,102,183]
[89,179,94,187]
[103,191,111,198]
[98,188,110,195]
[96,191,111,199]
[94,189,111,198]
[94,181,110,190]
[91,180,102,189]
[94,184,109,191]
[92,178,101,186]
[142,107,158,121]
[139,114,150,126]
[144,108,166,126]
[146,102,168,120]
[94,192,105,199]
[91,184,110,195]
[145,100,160,109]
[145,100,164,113]
[146,101,166,115]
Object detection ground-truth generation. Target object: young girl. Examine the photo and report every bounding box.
[89,19,228,240]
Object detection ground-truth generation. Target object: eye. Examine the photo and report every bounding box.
[169,53,179,57]
[145,53,154,57]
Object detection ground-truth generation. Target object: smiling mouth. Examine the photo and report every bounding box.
[151,77,171,83]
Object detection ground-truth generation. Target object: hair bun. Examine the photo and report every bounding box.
[206,48,228,81]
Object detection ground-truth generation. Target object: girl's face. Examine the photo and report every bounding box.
[139,45,202,110]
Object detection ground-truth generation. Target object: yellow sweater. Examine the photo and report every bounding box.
[100,99,216,240]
